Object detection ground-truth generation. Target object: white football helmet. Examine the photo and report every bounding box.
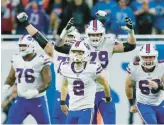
[65,28,81,46]
[85,20,105,47]
[139,43,158,69]
[69,40,90,63]
[18,35,36,56]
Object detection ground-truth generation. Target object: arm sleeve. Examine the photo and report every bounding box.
[54,45,71,54]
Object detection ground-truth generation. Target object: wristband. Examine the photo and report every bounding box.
[129,99,134,106]
[106,97,112,102]
[60,100,66,105]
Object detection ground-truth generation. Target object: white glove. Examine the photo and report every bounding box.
[96,10,107,17]
[60,18,76,39]
[24,89,39,99]
[2,84,11,102]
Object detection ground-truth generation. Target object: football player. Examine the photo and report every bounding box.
[16,12,80,124]
[126,44,164,124]
[2,35,52,124]
[59,40,111,124]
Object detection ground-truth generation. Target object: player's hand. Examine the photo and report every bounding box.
[121,17,134,33]
[102,97,112,103]
[130,105,138,113]
[60,105,68,115]
[149,81,158,89]
[66,17,75,30]
[24,89,39,99]
[17,12,29,27]
[60,18,76,39]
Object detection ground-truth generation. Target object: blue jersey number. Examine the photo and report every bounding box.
[139,79,161,95]
[16,68,35,83]
[90,51,108,68]
[73,80,84,96]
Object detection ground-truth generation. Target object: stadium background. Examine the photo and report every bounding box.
[1,0,164,124]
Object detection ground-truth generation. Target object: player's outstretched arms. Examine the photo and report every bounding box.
[2,66,16,102]
[96,74,111,103]
[125,75,137,113]
[60,77,68,115]
[113,17,136,53]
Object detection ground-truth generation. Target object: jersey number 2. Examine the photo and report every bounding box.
[16,68,35,83]
[73,80,84,96]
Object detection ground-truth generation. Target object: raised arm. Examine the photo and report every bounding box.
[113,17,136,53]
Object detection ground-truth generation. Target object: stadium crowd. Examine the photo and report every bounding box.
[1,0,164,35]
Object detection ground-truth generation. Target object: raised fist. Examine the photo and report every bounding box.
[17,12,29,27]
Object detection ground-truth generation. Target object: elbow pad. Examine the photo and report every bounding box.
[33,32,49,49]
[123,42,136,52]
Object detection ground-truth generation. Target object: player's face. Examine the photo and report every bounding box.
[88,33,102,42]
[141,56,155,66]
[65,35,75,45]
[19,44,28,52]
[71,50,84,62]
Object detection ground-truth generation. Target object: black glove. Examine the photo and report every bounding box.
[66,17,75,30]
[17,12,29,27]
[102,97,112,103]
[121,17,134,34]
[125,17,133,30]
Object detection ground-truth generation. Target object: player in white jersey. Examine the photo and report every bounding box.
[126,44,164,124]
[59,40,111,124]
[84,16,136,124]
[2,35,52,124]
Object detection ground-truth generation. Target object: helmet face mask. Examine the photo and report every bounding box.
[86,20,105,47]
[18,35,36,57]
[139,44,158,69]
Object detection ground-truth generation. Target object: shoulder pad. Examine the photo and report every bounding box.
[158,60,164,63]
[133,62,139,65]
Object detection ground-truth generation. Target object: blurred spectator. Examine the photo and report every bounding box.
[14,0,29,34]
[49,0,63,34]
[149,0,164,34]
[91,0,117,32]
[1,0,14,34]
[109,0,135,34]
[132,1,153,34]
[57,0,90,34]
[25,0,49,34]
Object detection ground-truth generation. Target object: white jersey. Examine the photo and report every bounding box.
[85,36,116,92]
[53,49,69,91]
[59,61,103,111]
[127,61,164,106]
[12,53,51,98]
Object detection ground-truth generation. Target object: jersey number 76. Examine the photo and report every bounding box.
[16,68,35,83]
